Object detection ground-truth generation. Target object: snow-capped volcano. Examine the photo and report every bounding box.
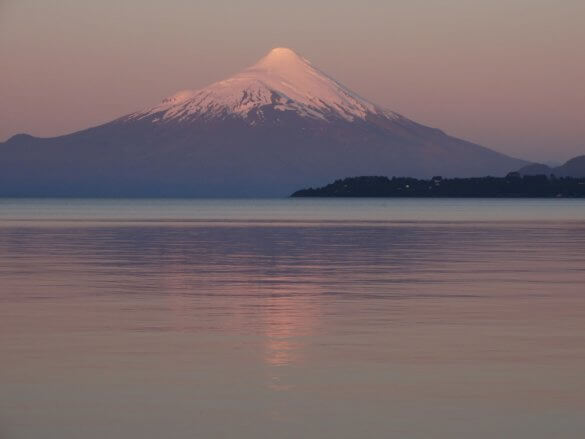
[0,47,527,197]
[131,47,389,123]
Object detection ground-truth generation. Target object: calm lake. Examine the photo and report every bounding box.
[1,199,584,438]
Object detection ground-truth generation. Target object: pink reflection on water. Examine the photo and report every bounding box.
[263,288,320,364]
[259,281,321,391]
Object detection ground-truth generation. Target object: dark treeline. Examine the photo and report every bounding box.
[291,174,585,198]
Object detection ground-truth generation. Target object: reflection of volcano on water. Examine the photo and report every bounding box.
[260,290,321,393]
[157,253,322,377]
[261,290,320,368]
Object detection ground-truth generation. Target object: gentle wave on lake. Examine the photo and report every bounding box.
[1,199,584,438]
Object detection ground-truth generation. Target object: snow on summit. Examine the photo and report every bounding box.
[132,47,393,123]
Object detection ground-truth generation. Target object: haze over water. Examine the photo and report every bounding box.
[1,199,584,438]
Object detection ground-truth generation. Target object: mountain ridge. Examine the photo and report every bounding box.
[517,155,585,178]
[0,47,527,197]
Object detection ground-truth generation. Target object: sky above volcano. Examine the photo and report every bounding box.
[1,0,584,162]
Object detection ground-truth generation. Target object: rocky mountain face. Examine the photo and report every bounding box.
[0,48,527,197]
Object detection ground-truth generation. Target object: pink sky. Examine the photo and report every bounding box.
[1,0,584,162]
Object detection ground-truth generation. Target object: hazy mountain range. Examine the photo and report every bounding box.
[517,155,585,178]
[1,48,528,197]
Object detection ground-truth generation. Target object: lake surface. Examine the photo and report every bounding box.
[1,199,584,438]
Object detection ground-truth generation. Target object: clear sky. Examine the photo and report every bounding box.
[1,0,584,162]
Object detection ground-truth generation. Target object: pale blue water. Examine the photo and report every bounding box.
[1,198,584,222]
[1,199,584,438]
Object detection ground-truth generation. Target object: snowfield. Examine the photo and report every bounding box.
[131,48,400,123]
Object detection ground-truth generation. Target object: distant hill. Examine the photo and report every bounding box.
[291,175,585,198]
[518,155,585,178]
